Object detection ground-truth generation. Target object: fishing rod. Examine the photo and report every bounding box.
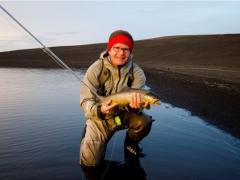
[0,5,104,101]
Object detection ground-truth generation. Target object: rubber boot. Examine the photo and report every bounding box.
[124,134,146,158]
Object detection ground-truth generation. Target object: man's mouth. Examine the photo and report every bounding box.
[117,56,125,60]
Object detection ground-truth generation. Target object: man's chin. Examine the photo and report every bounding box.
[116,62,126,66]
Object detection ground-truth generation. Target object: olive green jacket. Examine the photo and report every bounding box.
[80,51,146,120]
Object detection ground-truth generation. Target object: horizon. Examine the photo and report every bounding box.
[1,33,239,53]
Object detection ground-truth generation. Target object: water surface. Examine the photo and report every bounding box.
[0,68,239,180]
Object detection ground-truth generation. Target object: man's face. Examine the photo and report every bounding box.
[108,43,131,66]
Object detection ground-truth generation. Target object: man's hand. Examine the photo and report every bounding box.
[101,100,118,115]
[129,92,149,109]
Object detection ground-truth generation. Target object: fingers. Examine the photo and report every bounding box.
[107,103,118,114]
[101,100,118,115]
[104,100,112,106]
[130,92,142,109]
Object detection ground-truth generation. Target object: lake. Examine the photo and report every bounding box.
[0,68,240,180]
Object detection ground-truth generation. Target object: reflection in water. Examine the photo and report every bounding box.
[81,148,146,180]
[0,68,240,180]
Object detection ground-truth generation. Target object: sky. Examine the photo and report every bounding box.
[0,1,240,52]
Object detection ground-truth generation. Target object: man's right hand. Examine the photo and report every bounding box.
[101,100,118,115]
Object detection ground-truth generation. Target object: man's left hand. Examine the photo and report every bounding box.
[129,92,149,109]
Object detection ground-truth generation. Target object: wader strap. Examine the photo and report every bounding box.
[127,61,134,87]
[98,59,110,88]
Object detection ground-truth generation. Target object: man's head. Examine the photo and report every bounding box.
[107,30,134,52]
[107,30,134,66]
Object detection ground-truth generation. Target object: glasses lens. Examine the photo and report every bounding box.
[113,47,130,53]
[113,47,121,52]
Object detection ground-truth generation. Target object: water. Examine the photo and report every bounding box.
[0,68,240,180]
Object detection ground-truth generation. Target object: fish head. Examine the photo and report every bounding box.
[144,91,161,106]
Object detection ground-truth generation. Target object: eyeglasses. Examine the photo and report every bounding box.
[112,46,130,53]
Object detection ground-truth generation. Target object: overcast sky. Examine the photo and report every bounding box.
[0,1,240,52]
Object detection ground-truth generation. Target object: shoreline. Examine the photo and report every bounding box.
[1,34,240,139]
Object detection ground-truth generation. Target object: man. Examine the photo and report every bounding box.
[79,30,153,167]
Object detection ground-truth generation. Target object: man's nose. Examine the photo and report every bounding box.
[119,49,125,54]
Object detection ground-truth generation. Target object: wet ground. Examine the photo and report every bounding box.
[1,68,239,180]
[143,66,240,139]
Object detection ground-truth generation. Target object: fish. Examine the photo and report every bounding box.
[98,88,161,109]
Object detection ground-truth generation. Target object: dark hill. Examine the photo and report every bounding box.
[1,34,240,72]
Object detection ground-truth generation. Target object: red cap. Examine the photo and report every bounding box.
[107,30,134,52]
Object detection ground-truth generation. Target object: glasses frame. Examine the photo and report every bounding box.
[112,46,130,53]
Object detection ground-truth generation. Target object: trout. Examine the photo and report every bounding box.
[98,88,161,109]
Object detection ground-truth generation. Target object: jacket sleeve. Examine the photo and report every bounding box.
[80,60,103,119]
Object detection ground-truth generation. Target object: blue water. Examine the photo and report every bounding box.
[0,68,240,180]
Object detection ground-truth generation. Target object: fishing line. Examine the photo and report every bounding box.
[0,10,43,51]
[101,131,118,179]
[44,50,66,69]
[1,5,119,179]
[1,9,66,70]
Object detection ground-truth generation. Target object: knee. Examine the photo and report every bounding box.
[132,113,153,131]
[79,139,106,167]
[139,112,154,126]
